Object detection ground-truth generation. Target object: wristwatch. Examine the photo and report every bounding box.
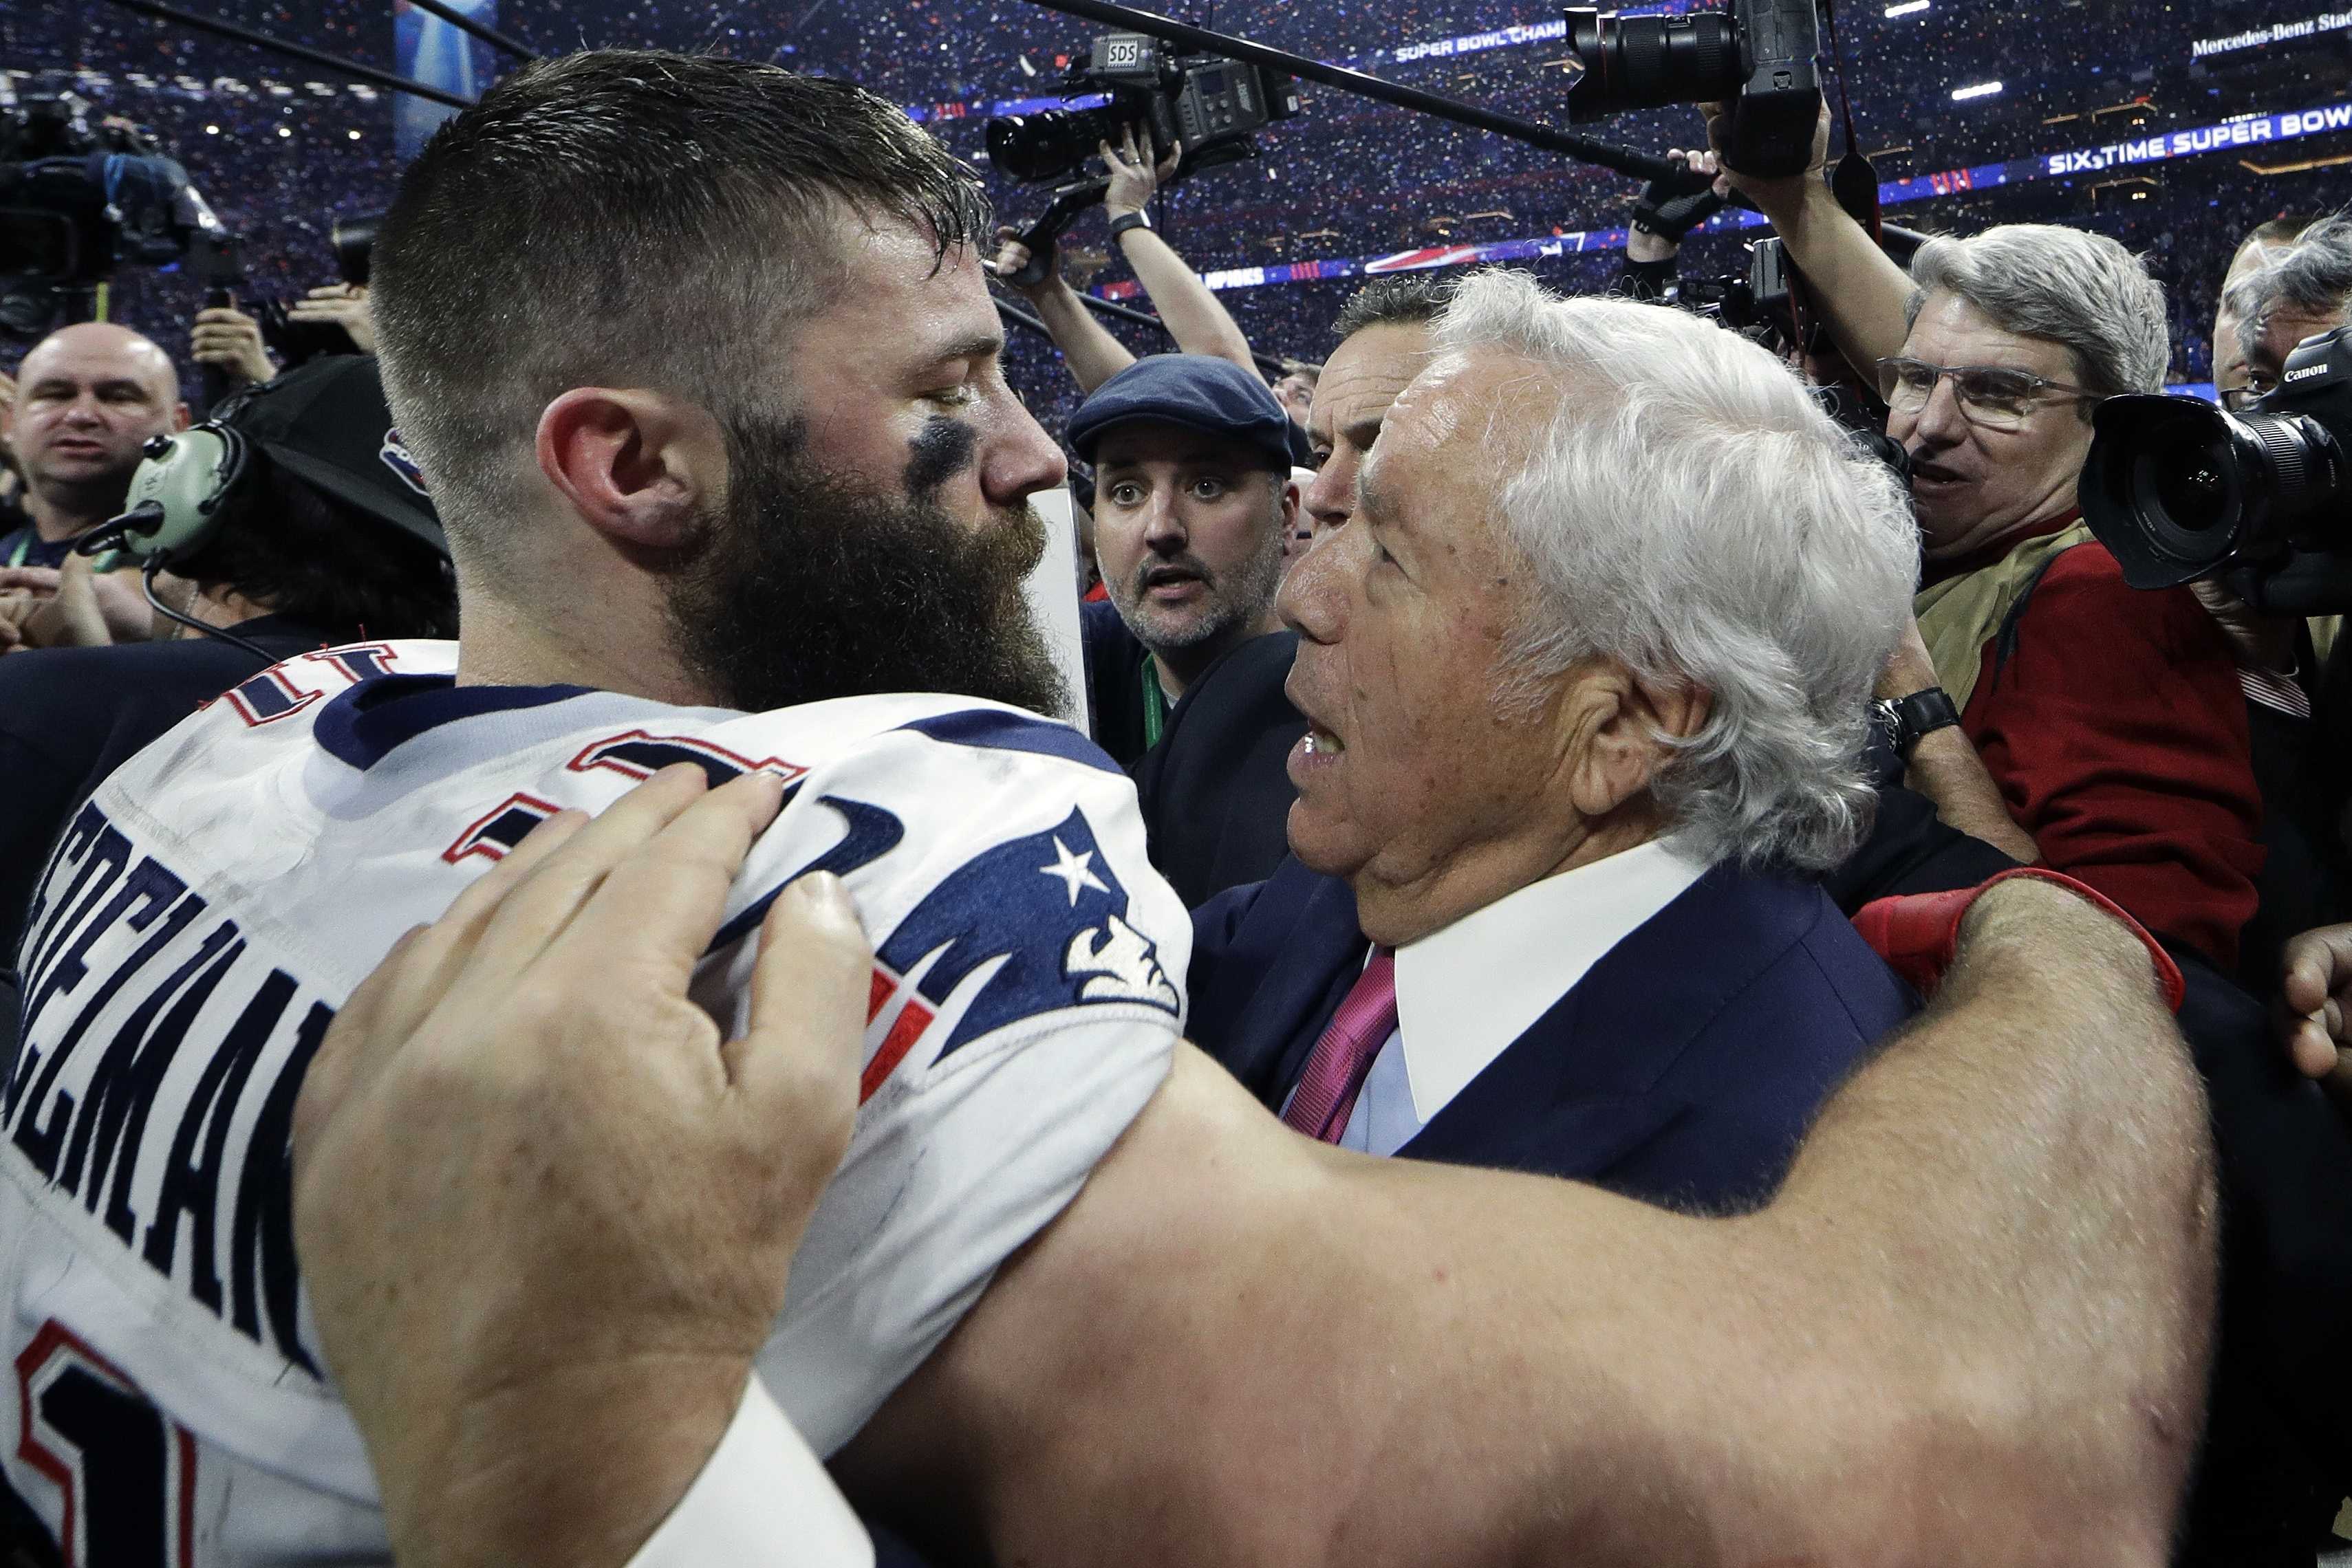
[1875,686,1961,759]
[1108,209,1152,240]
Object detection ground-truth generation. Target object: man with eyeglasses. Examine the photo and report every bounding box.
[1710,107,2264,974]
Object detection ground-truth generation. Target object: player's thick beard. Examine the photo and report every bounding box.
[667,414,1068,717]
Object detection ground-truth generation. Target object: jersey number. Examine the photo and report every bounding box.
[15,1322,192,1567]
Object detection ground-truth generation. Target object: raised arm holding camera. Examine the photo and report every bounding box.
[990,120,1266,398]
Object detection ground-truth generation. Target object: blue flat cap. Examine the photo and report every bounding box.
[1068,353,1296,469]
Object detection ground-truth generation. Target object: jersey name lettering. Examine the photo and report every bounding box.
[8,802,331,1375]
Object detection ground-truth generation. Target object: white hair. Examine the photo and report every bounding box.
[1904,224,2170,398]
[1426,270,1919,872]
[2224,211,2352,362]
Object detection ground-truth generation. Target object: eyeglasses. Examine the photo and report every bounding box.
[2219,382,2269,413]
[1876,357,2100,432]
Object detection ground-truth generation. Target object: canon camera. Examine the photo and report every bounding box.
[1564,0,1823,177]
[2081,325,2352,614]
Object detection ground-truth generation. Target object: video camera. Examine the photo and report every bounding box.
[0,87,235,338]
[1564,0,1823,178]
[2081,324,2352,615]
[986,32,1301,186]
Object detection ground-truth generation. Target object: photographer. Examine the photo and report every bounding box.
[991,122,1264,396]
[2199,217,2352,985]
[190,283,379,391]
[1712,107,2265,974]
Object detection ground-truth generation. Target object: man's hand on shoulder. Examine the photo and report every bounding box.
[294,764,872,1568]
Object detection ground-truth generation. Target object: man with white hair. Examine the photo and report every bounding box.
[1188,272,1920,1204]
[1718,113,2265,973]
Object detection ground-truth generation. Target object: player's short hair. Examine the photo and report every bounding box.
[371,50,991,567]
[1333,274,1458,342]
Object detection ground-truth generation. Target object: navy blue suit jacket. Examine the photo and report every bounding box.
[1188,855,1917,1212]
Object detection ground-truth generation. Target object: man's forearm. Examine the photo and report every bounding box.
[1905,728,2043,862]
[845,880,2212,1567]
[1117,229,1258,375]
[1028,281,1138,394]
[1763,181,1917,378]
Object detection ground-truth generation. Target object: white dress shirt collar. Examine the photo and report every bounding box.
[1390,835,1712,1124]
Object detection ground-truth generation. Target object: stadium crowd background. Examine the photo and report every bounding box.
[10,0,2352,434]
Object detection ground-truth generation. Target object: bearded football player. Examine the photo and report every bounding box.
[3,50,2212,1568]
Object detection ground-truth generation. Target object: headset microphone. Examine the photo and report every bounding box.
[78,423,277,660]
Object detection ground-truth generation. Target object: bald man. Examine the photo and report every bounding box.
[0,323,186,645]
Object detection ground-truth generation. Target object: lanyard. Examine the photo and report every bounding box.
[1137,652,1172,749]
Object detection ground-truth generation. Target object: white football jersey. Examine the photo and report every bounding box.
[1,641,1186,1565]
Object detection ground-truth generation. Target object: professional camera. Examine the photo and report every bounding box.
[2081,325,2352,613]
[1564,1,1823,177]
[986,32,1301,185]
[255,212,382,368]
[0,87,233,337]
[1681,235,1794,337]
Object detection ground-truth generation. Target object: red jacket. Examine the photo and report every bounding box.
[1959,536,2265,969]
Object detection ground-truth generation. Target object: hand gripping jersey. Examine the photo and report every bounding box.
[0,642,1186,1565]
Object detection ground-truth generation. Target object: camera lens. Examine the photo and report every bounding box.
[985,109,1113,184]
[1566,8,1745,121]
[2082,393,2345,589]
[2133,424,2239,546]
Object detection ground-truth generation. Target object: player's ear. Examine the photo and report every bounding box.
[535,388,727,552]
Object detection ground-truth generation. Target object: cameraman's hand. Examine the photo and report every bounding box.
[1101,122,1178,221]
[2189,578,2298,674]
[288,283,376,354]
[1628,149,1731,263]
[1698,96,1830,220]
[190,307,278,386]
[989,224,1067,301]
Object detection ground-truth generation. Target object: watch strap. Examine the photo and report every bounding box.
[1888,685,1961,756]
[1108,210,1152,239]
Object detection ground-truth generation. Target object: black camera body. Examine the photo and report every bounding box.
[0,93,232,337]
[986,32,1301,185]
[1564,0,1822,177]
[255,212,383,369]
[2082,325,2352,614]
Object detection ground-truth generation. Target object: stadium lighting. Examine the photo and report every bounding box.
[1952,80,2004,101]
[204,122,219,133]
[348,129,361,139]
[277,125,292,137]
[1884,1,1930,16]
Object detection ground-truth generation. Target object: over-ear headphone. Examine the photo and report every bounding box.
[76,422,253,574]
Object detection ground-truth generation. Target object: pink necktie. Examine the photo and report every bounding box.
[1282,949,1399,1144]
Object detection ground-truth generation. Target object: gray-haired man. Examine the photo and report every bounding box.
[1716,109,2265,975]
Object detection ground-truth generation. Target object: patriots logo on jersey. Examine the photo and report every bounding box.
[874,806,1177,1064]
[379,427,428,494]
